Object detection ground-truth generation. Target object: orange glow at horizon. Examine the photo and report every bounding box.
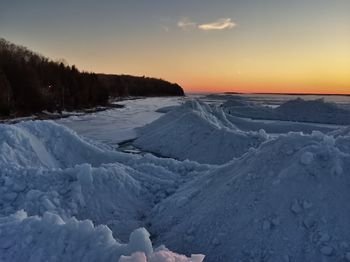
[184,83,350,95]
[181,76,350,94]
[3,0,349,95]
[12,4,348,96]
[79,27,350,95]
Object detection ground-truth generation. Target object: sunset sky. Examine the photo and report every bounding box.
[1,0,350,94]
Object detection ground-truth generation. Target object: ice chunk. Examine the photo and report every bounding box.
[128,228,153,257]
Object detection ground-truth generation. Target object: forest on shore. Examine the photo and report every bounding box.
[0,38,184,116]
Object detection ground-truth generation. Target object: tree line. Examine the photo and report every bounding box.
[0,38,184,116]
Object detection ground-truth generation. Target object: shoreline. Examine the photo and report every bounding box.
[0,102,125,125]
[0,95,183,124]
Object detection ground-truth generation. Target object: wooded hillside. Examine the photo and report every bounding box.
[0,38,184,116]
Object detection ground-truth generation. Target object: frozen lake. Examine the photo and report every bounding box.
[56,93,350,147]
[56,97,184,146]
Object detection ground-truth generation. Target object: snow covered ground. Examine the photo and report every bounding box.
[151,131,350,261]
[222,96,350,125]
[56,97,184,146]
[134,100,340,164]
[1,94,350,261]
[134,100,268,164]
[0,120,206,261]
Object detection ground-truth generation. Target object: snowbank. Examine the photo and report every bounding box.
[56,97,183,145]
[0,120,118,169]
[0,121,208,240]
[0,162,151,240]
[0,120,205,172]
[224,97,350,125]
[276,98,350,124]
[222,96,251,107]
[134,100,337,165]
[2,101,350,262]
[0,211,203,262]
[0,120,205,261]
[134,100,268,164]
[225,114,337,134]
[151,131,350,261]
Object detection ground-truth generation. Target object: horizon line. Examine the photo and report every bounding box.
[184,91,350,96]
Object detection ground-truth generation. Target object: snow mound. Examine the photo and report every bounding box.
[328,127,350,156]
[0,121,119,169]
[0,120,206,260]
[0,162,151,240]
[275,98,350,124]
[2,104,350,261]
[0,120,205,171]
[224,98,350,125]
[155,105,180,113]
[225,114,337,134]
[0,121,208,241]
[222,96,250,107]
[134,100,268,164]
[0,211,203,262]
[151,131,350,262]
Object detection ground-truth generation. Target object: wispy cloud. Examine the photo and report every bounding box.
[177,17,197,30]
[177,17,236,32]
[198,18,236,30]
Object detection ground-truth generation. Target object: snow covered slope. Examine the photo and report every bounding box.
[225,114,337,134]
[151,131,350,262]
[0,120,205,261]
[134,100,338,165]
[134,100,268,164]
[1,97,350,262]
[0,211,204,262]
[0,121,117,169]
[57,97,183,146]
[224,97,350,125]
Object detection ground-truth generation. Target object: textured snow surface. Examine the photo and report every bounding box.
[1,96,350,262]
[135,100,268,164]
[0,120,205,261]
[151,132,350,261]
[224,97,350,125]
[0,211,204,262]
[57,97,183,146]
[134,100,338,164]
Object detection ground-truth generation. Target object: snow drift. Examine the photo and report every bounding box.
[0,120,205,261]
[0,211,204,262]
[134,100,268,164]
[151,131,350,261]
[1,98,350,262]
[225,113,337,134]
[134,99,338,165]
[0,120,119,169]
[224,97,350,125]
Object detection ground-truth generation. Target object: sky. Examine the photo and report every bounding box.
[1,0,350,94]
